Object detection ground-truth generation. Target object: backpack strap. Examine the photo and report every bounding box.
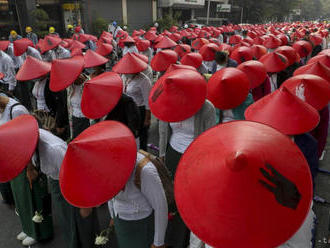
[134,151,150,190]
[10,103,22,120]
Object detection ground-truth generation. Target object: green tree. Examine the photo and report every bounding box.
[31,8,50,38]
[92,17,108,36]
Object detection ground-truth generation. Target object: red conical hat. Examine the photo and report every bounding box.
[149,69,207,122]
[165,64,196,74]
[192,38,209,50]
[307,54,330,68]
[180,52,203,68]
[144,31,158,41]
[245,87,320,135]
[112,52,148,74]
[253,36,265,45]
[50,56,85,92]
[131,52,149,64]
[263,35,282,49]
[294,61,330,82]
[0,115,39,183]
[154,36,177,49]
[151,49,178,72]
[60,121,137,208]
[229,34,242,44]
[96,43,113,56]
[280,74,330,110]
[237,60,267,89]
[121,35,135,44]
[175,120,313,248]
[169,33,182,42]
[310,34,323,46]
[136,39,151,52]
[43,35,62,52]
[70,40,86,50]
[81,72,123,119]
[84,50,108,68]
[275,46,300,66]
[199,43,220,61]
[0,73,4,80]
[71,48,83,57]
[174,44,191,58]
[292,40,313,58]
[13,38,34,56]
[16,56,51,81]
[207,68,250,110]
[0,41,10,51]
[252,45,267,59]
[230,46,254,64]
[320,49,330,56]
[259,52,288,73]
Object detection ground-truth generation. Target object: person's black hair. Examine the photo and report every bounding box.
[215,51,228,64]
[242,30,248,36]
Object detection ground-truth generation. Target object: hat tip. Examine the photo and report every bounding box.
[226,151,247,172]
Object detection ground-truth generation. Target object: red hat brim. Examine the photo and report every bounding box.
[81,72,123,119]
[280,74,330,110]
[131,53,149,64]
[245,87,320,135]
[199,43,220,61]
[207,68,250,110]
[0,41,10,51]
[237,60,267,89]
[154,36,177,49]
[165,64,197,74]
[84,50,108,68]
[175,120,313,248]
[294,61,330,82]
[307,54,330,68]
[151,50,178,72]
[230,46,254,64]
[60,121,137,208]
[275,46,301,66]
[149,69,207,122]
[174,44,191,58]
[112,52,148,74]
[0,115,39,182]
[96,43,113,56]
[292,41,313,58]
[16,56,51,81]
[50,56,85,92]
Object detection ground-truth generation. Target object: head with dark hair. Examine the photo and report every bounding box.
[215,51,229,65]
[242,30,248,36]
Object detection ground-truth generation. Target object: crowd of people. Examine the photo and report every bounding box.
[0,19,329,248]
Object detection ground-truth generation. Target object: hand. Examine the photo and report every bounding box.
[56,127,65,134]
[109,218,114,228]
[151,244,165,248]
[259,164,301,210]
[79,208,93,218]
[26,163,39,189]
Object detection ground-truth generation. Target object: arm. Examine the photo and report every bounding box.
[140,75,152,110]
[158,120,168,158]
[141,164,168,247]
[3,59,16,91]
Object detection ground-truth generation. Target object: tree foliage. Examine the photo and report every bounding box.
[31,8,50,38]
[92,17,108,36]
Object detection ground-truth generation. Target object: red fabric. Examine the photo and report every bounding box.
[16,56,51,81]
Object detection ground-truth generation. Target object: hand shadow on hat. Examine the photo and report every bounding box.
[259,164,301,210]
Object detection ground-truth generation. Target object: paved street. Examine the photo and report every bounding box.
[0,118,329,247]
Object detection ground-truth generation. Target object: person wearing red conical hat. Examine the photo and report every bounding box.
[259,52,289,92]
[174,121,313,248]
[281,74,330,158]
[294,61,330,82]
[13,38,33,57]
[113,53,152,150]
[59,121,168,248]
[237,60,271,101]
[151,49,178,73]
[151,68,215,248]
[154,36,177,50]
[130,53,153,83]
[292,40,313,63]
[180,52,208,74]
[0,115,55,246]
[230,46,254,64]
[207,67,253,124]
[54,45,71,59]
[245,87,320,184]
[199,44,220,72]
[213,51,238,73]
[122,36,139,56]
[308,53,330,68]
[174,44,191,58]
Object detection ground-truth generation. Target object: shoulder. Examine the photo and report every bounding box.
[39,129,67,152]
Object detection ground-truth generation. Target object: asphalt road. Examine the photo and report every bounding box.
[0,118,329,248]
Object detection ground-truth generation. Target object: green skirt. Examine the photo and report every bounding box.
[49,178,100,248]
[10,168,53,241]
[114,213,154,248]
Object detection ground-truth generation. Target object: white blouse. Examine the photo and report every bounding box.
[70,85,85,118]
[169,116,195,154]
[0,97,29,125]
[32,78,50,112]
[124,73,152,109]
[108,152,168,246]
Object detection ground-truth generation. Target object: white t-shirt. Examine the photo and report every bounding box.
[169,116,195,154]
[0,97,29,125]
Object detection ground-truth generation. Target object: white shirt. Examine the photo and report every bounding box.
[55,45,71,59]
[0,97,29,125]
[70,84,85,118]
[203,60,215,73]
[42,50,56,62]
[37,129,67,180]
[141,65,153,83]
[26,46,42,60]
[0,50,17,90]
[122,46,139,56]
[141,48,154,63]
[7,43,24,69]
[32,78,50,112]
[108,152,168,246]
[169,116,195,154]
[270,73,278,92]
[124,73,152,109]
